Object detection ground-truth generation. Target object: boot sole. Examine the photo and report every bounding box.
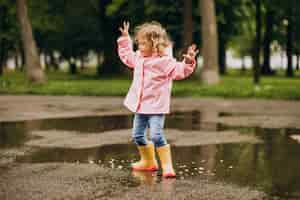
[132,166,158,171]
[163,173,176,178]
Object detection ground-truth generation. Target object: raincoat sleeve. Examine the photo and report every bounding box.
[164,58,196,80]
[117,36,138,69]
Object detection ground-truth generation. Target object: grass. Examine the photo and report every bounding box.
[0,68,300,100]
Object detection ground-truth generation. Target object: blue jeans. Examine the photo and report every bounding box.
[132,113,167,148]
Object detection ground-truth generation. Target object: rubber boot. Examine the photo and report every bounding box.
[156,144,176,178]
[132,142,158,171]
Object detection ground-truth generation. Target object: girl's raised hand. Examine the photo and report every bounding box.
[183,44,199,64]
[119,21,130,37]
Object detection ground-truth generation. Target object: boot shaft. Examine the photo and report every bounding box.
[132,142,158,171]
[137,143,156,161]
[156,144,176,178]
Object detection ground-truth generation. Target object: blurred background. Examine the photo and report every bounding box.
[0,0,300,97]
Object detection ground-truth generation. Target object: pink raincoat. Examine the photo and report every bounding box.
[117,36,196,114]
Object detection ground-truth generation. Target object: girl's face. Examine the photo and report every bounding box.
[137,37,152,57]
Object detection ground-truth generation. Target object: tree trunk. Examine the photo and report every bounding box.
[218,37,226,75]
[296,55,299,71]
[97,0,121,76]
[49,52,59,71]
[183,0,193,49]
[80,56,85,70]
[43,51,50,71]
[200,0,220,84]
[0,39,5,76]
[97,52,102,67]
[280,51,284,69]
[253,0,261,84]
[0,45,4,76]
[20,44,25,70]
[15,47,22,70]
[69,60,77,74]
[14,54,18,69]
[286,5,294,77]
[241,55,246,73]
[0,5,8,76]
[262,9,274,75]
[16,0,46,83]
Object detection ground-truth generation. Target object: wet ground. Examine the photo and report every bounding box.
[1,96,300,199]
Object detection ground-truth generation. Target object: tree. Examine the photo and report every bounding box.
[225,0,256,73]
[16,0,45,83]
[0,0,20,75]
[183,0,193,49]
[29,0,65,71]
[96,0,123,75]
[58,0,102,74]
[274,0,300,76]
[253,0,261,84]
[216,0,245,75]
[200,0,219,84]
[294,18,300,71]
[261,2,275,75]
[285,0,294,77]
[0,5,9,76]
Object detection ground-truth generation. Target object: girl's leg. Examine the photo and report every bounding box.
[149,114,176,178]
[132,114,148,146]
[148,114,167,148]
[131,113,158,171]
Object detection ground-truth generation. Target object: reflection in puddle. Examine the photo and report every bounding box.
[0,121,28,148]
[0,111,222,148]
[2,111,300,199]
[132,171,159,185]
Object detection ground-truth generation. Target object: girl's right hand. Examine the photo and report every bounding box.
[183,44,199,64]
[119,21,130,37]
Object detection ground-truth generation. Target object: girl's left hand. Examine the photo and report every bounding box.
[183,44,199,64]
[119,21,130,37]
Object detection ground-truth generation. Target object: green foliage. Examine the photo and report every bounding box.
[106,0,126,16]
[217,0,249,42]
[226,0,256,57]
[2,0,300,79]
[0,0,19,56]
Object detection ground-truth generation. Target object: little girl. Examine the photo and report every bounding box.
[117,21,198,178]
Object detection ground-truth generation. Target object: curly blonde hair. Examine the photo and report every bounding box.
[134,21,172,56]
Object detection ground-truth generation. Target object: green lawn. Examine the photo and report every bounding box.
[1,69,300,100]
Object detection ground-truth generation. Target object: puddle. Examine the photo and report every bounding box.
[0,121,29,148]
[0,111,222,148]
[1,111,300,199]
[13,128,300,199]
